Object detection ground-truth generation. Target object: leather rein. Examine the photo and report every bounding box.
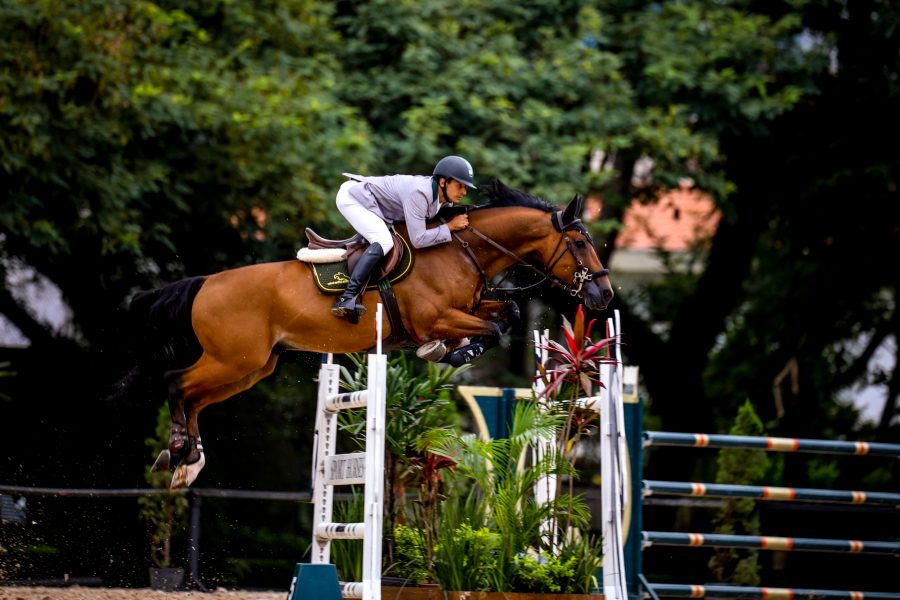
[448,211,610,299]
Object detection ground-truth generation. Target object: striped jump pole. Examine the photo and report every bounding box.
[632,419,900,599]
[642,531,900,555]
[643,432,900,458]
[643,480,900,507]
[289,305,387,600]
[648,583,900,600]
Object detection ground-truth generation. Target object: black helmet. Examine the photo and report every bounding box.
[433,155,477,189]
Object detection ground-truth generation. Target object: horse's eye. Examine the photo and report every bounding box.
[575,240,587,249]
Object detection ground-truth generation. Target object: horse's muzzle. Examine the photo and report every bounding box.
[584,279,614,311]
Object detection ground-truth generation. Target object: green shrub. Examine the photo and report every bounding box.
[708,400,768,585]
[389,524,430,584]
[432,521,500,592]
[509,552,576,593]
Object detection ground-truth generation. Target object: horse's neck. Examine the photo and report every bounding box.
[468,208,551,276]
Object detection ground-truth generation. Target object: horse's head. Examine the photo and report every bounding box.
[468,180,614,312]
[545,194,614,311]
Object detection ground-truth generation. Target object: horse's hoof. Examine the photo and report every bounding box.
[416,340,448,362]
[447,341,486,367]
[151,450,171,473]
[170,451,206,489]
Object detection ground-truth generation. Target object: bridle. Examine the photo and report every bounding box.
[448,210,610,299]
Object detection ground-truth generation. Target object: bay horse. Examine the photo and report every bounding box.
[127,180,613,488]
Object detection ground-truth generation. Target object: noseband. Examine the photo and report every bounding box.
[553,236,610,297]
[449,213,610,298]
[565,238,610,297]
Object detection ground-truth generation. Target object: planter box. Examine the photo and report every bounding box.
[148,566,184,591]
[383,588,600,600]
[383,586,440,600]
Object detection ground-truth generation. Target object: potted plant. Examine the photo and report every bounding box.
[391,307,614,598]
[534,305,617,542]
[419,400,604,597]
[338,353,467,572]
[139,403,188,591]
[338,317,613,598]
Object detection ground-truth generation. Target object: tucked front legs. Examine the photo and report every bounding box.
[440,301,521,366]
[473,300,520,334]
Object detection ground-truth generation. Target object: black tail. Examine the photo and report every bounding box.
[112,276,206,402]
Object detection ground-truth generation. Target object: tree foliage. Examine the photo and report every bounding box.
[1,0,370,343]
[593,0,899,441]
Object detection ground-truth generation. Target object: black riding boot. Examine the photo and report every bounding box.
[331,243,384,322]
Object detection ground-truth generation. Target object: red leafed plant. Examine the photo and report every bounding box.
[535,304,617,402]
[534,305,618,535]
[406,451,457,562]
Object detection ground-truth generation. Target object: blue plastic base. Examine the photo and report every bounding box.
[287,563,342,600]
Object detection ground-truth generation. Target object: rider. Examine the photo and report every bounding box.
[331,155,476,320]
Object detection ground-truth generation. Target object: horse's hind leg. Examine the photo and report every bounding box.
[149,371,193,473]
[169,351,281,489]
[151,351,264,478]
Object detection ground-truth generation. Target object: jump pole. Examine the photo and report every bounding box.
[634,410,900,598]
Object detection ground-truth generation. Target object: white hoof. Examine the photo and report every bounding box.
[170,451,206,489]
[151,450,171,473]
[416,340,448,362]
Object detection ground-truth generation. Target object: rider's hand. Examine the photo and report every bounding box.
[447,214,469,232]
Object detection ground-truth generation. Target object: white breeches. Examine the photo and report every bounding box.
[335,181,395,253]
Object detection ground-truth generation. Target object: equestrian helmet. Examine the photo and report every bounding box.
[433,155,477,189]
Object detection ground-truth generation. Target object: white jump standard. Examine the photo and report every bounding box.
[289,305,387,600]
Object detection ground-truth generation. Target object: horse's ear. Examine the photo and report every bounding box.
[562,194,584,224]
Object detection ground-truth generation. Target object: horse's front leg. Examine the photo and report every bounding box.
[472,300,520,334]
[434,300,522,366]
[415,308,504,366]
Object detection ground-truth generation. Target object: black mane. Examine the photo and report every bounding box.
[433,179,556,222]
[479,179,554,212]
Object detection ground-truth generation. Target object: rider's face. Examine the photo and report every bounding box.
[441,178,468,204]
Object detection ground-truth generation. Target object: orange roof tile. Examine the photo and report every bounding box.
[586,187,720,252]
